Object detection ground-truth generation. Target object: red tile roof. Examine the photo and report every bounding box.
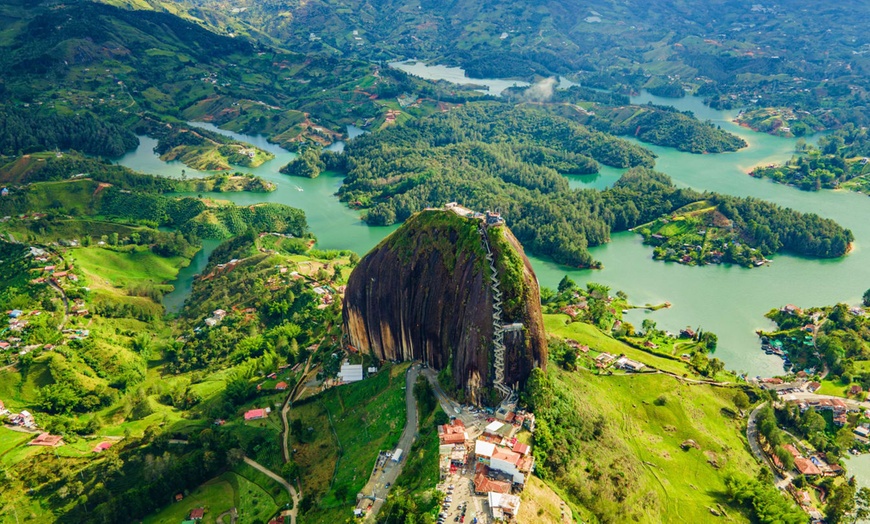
[93,441,113,452]
[783,444,801,458]
[189,508,205,519]
[244,408,267,420]
[275,381,288,390]
[511,441,529,455]
[28,433,64,447]
[491,447,520,465]
[794,457,822,476]
[474,472,512,494]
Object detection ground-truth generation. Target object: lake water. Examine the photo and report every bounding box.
[115,81,870,378]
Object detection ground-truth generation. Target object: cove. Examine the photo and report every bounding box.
[115,88,869,377]
[115,124,395,313]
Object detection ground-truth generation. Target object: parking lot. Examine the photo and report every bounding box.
[436,468,490,524]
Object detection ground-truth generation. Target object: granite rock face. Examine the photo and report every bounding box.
[342,210,546,402]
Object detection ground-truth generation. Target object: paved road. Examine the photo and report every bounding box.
[746,402,794,490]
[243,457,301,524]
[367,363,421,521]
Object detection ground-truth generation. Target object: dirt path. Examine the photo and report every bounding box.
[281,353,315,462]
[242,457,301,524]
[216,507,237,524]
[47,279,69,330]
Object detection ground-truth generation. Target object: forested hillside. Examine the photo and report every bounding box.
[0,1,426,160]
[133,0,870,129]
[334,104,853,267]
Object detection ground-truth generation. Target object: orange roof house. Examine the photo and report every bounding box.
[794,457,822,476]
[28,433,64,447]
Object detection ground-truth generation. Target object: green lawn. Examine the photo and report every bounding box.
[543,314,692,376]
[552,367,755,522]
[72,245,189,289]
[0,428,34,463]
[143,475,236,524]
[818,379,850,397]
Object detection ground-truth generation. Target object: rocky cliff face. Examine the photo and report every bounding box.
[343,210,546,403]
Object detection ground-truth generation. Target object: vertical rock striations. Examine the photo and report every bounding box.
[342,209,546,403]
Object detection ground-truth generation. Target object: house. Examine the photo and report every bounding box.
[488,492,521,521]
[275,381,288,391]
[475,440,496,463]
[806,382,821,393]
[490,446,526,485]
[474,467,512,495]
[175,493,184,502]
[244,408,270,421]
[850,385,863,396]
[8,310,23,319]
[855,426,870,438]
[11,410,36,428]
[794,457,822,476]
[511,441,529,456]
[594,352,616,368]
[28,433,64,447]
[783,444,801,459]
[782,304,803,315]
[679,327,696,339]
[189,508,205,520]
[338,363,364,383]
[438,419,468,445]
[484,420,505,436]
[614,356,646,372]
[93,441,113,453]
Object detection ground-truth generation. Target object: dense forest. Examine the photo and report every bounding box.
[577,103,748,154]
[0,106,138,157]
[335,105,853,266]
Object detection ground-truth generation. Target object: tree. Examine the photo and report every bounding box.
[774,445,795,471]
[559,345,579,371]
[700,331,718,352]
[799,408,827,436]
[863,288,870,307]
[855,487,870,523]
[642,319,657,337]
[557,275,576,293]
[825,481,855,524]
[733,391,750,411]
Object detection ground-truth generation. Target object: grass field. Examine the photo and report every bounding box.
[518,476,581,524]
[551,367,755,523]
[142,472,243,524]
[72,245,190,291]
[293,363,409,523]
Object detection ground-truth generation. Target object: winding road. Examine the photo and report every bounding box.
[366,363,421,522]
[746,393,870,490]
[243,457,301,524]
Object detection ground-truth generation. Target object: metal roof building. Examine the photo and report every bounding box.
[339,363,364,383]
